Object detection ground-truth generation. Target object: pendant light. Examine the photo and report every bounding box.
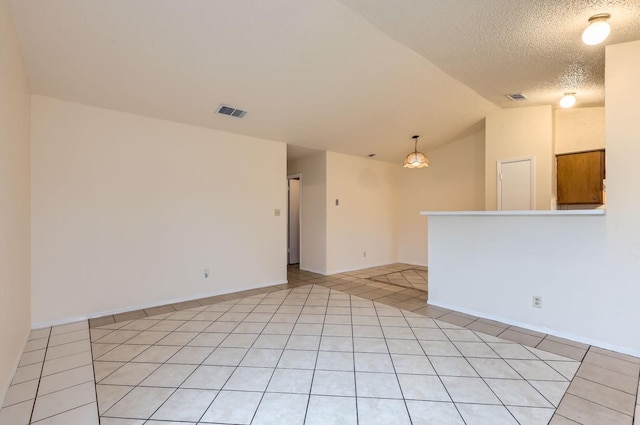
[403,135,429,168]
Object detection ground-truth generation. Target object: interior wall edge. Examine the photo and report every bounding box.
[0,331,30,408]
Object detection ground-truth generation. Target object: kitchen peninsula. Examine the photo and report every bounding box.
[419,209,622,352]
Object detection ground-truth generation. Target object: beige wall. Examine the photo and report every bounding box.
[0,0,31,404]
[31,96,287,325]
[555,107,605,154]
[325,151,398,274]
[397,130,486,266]
[287,152,327,274]
[288,133,486,272]
[485,106,554,210]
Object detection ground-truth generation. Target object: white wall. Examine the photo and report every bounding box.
[555,107,605,154]
[0,0,31,404]
[427,40,640,355]
[31,96,287,326]
[397,130,485,266]
[601,39,640,352]
[287,152,327,274]
[428,214,615,347]
[485,106,554,210]
[325,151,399,274]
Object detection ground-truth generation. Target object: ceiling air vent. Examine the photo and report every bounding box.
[217,104,247,118]
[506,93,528,101]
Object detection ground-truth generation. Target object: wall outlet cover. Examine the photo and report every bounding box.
[532,296,542,308]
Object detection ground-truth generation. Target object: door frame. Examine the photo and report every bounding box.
[287,173,302,265]
[496,156,535,210]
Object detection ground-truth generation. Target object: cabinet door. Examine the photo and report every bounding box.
[557,150,604,204]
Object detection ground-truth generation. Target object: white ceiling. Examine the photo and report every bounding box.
[9,1,640,163]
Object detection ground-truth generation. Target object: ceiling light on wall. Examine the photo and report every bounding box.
[560,93,576,108]
[403,135,429,168]
[582,13,611,45]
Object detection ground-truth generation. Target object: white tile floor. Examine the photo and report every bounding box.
[85,285,580,425]
[4,283,614,425]
[0,321,98,425]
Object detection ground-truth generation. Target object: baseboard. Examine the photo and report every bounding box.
[396,261,428,268]
[326,261,399,276]
[32,279,288,330]
[298,267,327,275]
[0,328,30,408]
[429,300,640,358]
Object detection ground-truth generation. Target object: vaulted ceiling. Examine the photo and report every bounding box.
[9,1,640,163]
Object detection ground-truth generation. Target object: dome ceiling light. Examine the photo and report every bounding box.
[403,135,429,168]
[582,13,611,46]
[560,93,576,108]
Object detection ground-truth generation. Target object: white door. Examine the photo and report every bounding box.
[288,178,300,264]
[497,157,534,210]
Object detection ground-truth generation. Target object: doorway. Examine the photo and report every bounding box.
[287,175,301,265]
[497,157,535,210]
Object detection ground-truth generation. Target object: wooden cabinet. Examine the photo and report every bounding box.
[557,150,605,205]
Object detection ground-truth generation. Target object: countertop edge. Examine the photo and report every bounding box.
[420,210,606,217]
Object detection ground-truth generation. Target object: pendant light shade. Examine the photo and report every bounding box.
[403,135,429,168]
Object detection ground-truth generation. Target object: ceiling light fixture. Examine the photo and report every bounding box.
[560,93,576,108]
[403,135,429,168]
[582,13,611,45]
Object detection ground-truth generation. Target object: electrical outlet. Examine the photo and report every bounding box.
[274,209,281,216]
[363,251,367,258]
[204,268,210,279]
[532,296,542,308]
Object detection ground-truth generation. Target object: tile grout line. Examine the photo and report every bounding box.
[27,327,52,425]
[566,391,635,419]
[349,289,360,425]
[87,320,102,425]
[303,285,332,425]
[376,299,418,425]
[637,368,640,424]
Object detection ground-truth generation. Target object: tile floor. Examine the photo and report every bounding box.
[93,284,579,424]
[0,263,638,424]
[368,268,428,292]
[0,321,98,424]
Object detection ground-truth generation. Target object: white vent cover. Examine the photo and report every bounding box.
[217,104,247,118]
[506,93,528,101]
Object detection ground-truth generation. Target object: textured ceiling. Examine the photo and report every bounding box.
[9,1,640,163]
[339,0,640,109]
